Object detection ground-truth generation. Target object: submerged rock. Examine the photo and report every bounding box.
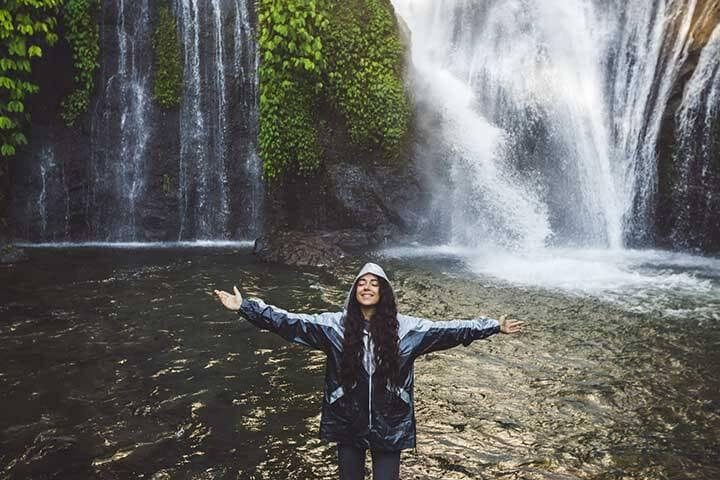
[0,244,28,264]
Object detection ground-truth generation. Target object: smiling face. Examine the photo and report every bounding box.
[355,273,381,310]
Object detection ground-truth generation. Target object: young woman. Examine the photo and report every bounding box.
[214,262,523,480]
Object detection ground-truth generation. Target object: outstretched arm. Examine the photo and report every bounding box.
[214,286,339,352]
[405,313,524,358]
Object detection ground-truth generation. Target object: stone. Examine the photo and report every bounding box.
[0,245,28,264]
[253,230,347,267]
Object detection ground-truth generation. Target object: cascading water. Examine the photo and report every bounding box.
[389,0,720,316]
[38,157,50,236]
[394,0,624,250]
[234,0,264,238]
[12,0,262,242]
[393,0,711,251]
[608,0,704,245]
[91,0,152,241]
[175,0,262,240]
[34,146,70,241]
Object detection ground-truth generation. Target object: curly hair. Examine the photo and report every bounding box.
[341,277,401,390]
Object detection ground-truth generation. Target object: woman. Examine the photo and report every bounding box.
[214,262,523,479]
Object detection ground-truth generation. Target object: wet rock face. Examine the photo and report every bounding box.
[269,156,428,244]
[655,0,720,253]
[269,94,429,242]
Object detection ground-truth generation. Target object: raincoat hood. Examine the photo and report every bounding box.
[345,262,392,310]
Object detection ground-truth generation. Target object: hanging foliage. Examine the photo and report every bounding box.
[0,0,60,157]
[257,0,410,181]
[324,0,410,156]
[257,0,328,181]
[60,0,100,126]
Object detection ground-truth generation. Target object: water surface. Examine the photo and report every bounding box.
[1,246,718,479]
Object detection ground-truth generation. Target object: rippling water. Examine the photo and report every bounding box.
[1,247,718,479]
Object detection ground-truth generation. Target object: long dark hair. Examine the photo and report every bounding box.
[341,277,401,390]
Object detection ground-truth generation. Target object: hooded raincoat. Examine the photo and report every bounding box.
[238,263,500,451]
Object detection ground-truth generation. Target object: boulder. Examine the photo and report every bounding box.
[253,226,403,267]
[254,230,347,267]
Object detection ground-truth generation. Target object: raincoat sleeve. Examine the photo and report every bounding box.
[238,298,338,352]
[405,315,500,358]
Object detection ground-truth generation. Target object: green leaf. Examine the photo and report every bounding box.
[0,116,14,129]
[9,38,26,56]
[28,45,42,57]
[0,58,15,71]
[7,100,23,112]
[0,76,15,89]
[13,131,27,145]
[1,143,16,156]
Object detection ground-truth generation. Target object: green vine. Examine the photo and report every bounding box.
[61,0,99,126]
[0,0,60,157]
[324,0,410,155]
[153,4,182,109]
[257,0,327,181]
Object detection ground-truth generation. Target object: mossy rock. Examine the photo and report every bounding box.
[258,0,412,180]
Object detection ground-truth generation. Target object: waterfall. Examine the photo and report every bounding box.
[608,0,699,245]
[392,0,708,251]
[234,0,263,237]
[38,159,48,236]
[175,0,261,240]
[176,0,205,240]
[33,146,70,241]
[90,0,152,241]
[13,0,262,242]
[671,22,720,247]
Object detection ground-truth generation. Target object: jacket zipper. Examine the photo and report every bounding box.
[366,332,373,430]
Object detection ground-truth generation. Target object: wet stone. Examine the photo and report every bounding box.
[0,244,28,264]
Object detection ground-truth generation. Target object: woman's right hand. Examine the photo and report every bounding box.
[214,286,243,311]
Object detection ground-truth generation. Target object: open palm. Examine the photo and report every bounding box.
[214,286,243,311]
[499,314,524,334]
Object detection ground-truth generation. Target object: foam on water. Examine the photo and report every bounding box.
[380,245,720,319]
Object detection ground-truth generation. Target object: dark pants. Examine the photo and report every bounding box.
[337,444,400,480]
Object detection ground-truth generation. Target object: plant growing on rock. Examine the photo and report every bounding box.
[61,0,100,126]
[153,4,183,109]
[324,0,410,156]
[257,0,411,181]
[257,0,328,181]
[0,0,60,157]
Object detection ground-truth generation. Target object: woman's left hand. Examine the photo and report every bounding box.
[499,314,524,334]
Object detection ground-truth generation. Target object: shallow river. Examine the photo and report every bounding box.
[1,246,718,479]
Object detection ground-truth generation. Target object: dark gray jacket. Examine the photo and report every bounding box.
[238,263,500,451]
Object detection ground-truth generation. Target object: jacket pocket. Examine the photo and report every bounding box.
[325,383,359,424]
[382,383,412,423]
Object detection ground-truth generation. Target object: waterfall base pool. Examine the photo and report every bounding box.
[1,246,718,479]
